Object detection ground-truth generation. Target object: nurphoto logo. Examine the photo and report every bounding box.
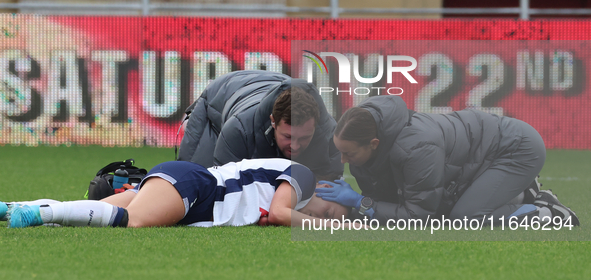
[303,50,418,96]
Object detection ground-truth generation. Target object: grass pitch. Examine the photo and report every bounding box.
[0,146,590,279]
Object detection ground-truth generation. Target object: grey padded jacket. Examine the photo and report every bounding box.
[352,95,522,222]
[177,70,343,177]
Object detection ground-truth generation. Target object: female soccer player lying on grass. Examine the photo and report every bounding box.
[1,159,349,228]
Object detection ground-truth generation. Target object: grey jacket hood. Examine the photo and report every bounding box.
[358,95,411,172]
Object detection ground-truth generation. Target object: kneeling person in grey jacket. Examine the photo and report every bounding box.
[315,95,579,227]
[178,70,343,181]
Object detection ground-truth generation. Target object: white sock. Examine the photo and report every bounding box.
[11,199,61,206]
[41,201,120,227]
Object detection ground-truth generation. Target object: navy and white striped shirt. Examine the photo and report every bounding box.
[204,158,315,226]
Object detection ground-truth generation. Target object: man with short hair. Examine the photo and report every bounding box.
[267,87,318,160]
[178,70,343,180]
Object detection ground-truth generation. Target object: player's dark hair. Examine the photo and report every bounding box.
[272,87,319,126]
[334,107,377,146]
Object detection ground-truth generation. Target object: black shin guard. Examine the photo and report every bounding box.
[116,209,129,227]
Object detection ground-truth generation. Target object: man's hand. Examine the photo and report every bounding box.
[315,180,363,208]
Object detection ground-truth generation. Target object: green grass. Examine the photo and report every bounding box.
[1,146,590,279]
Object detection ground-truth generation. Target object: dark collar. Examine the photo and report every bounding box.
[264,125,286,158]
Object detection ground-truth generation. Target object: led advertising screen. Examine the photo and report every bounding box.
[1,15,590,149]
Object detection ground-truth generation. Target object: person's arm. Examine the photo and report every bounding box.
[213,116,250,165]
[177,97,207,162]
[267,181,338,227]
[370,143,445,222]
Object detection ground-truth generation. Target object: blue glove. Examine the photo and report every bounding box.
[315,180,363,209]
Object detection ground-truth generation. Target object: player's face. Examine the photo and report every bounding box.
[273,118,316,159]
[299,192,349,220]
[334,136,378,166]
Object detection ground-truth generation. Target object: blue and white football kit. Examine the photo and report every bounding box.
[133,158,316,226]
